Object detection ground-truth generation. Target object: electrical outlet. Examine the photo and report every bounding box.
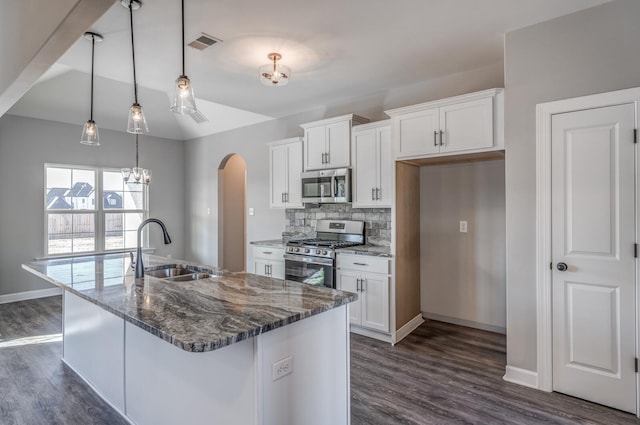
[459,221,468,233]
[272,355,293,381]
[249,208,255,216]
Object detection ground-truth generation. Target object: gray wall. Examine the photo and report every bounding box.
[183,63,504,271]
[0,114,184,296]
[420,160,506,332]
[504,0,640,372]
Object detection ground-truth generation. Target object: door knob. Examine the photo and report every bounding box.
[556,262,568,272]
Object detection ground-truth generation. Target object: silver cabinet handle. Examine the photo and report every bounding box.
[264,264,268,275]
[284,192,288,203]
[434,130,437,147]
[356,278,361,292]
[376,188,380,200]
[353,262,368,266]
[439,130,444,146]
[325,152,330,164]
[262,251,272,255]
[372,188,375,201]
[361,278,365,292]
[269,264,272,276]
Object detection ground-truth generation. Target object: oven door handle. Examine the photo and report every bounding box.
[284,254,334,266]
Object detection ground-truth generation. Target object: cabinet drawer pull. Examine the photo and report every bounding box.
[439,130,444,146]
[376,188,380,200]
[353,262,368,266]
[433,130,437,147]
[262,251,272,255]
[356,278,361,292]
[371,188,375,201]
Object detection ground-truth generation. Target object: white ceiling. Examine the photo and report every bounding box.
[8,0,610,140]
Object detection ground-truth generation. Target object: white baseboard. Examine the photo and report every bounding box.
[350,326,393,344]
[394,313,425,344]
[503,365,539,389]
[423,312,506,334]
[0,287,63,304]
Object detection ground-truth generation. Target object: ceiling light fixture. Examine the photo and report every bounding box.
[259,52,291,87]
[124,0,149,134]
[170,0,197,115]
[121,134,151,185]
[80,31,103,146]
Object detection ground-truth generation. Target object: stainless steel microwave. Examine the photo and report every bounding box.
[301,168,351,204]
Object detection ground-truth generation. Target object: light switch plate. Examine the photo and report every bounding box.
[249,208,255,216]
[459,221,468,233]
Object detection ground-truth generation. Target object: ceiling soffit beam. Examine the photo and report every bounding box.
[0,0,116,118]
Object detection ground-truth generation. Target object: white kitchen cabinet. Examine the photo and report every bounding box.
[386,88,503,159]
[301,114,369,171]
[352,120,392,207]
[252,246,285,279]
[336,253,390,334]
[268,137,303,208]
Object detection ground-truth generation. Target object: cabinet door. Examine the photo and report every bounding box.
[286,141,303,207]
[269,144,288,208]
[336,270,361,325]
[439,97,493,153]
[352,129,377,208]
[360,272,389,333]
[304,126,326,171]
[394,107,439,158]
[254,259,270,277]
[270,261,285,280]
[376,126,393,207]
[326,120,351,168]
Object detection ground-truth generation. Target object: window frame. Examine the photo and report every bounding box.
[44,163,149,258]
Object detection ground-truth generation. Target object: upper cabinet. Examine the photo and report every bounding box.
[385,88,504,160]
[301,114,369,171]
[352,120,392,208]
[268,137,303,209]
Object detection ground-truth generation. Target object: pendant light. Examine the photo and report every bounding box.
[80,32,103,146]
[170,0,197,115]
[121,134,151,184]
[124,0,149,134]
[259,53,291,86]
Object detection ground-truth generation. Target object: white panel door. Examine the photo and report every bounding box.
[352,129,377,207]
[360,272,390,333]
[394,108,440,158]
[439,97,493,153]
[286,141,303,207]
[551,103,636,413]
[326,120,351,168]
[270,144,288,208]
[337,270,361,325]
[305,126,326,170]
[377,126,393,207]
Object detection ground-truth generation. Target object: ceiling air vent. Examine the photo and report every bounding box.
[188,33,223,51]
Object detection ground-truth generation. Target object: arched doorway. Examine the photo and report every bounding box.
[218,154,247,272]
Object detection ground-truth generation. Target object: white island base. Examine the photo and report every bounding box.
[62,291,350,425]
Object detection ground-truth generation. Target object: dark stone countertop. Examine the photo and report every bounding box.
[22,253,356,353]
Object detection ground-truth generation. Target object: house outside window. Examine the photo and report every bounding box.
[45,165,148,256]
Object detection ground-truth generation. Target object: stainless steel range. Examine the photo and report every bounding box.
[284,220,365,288]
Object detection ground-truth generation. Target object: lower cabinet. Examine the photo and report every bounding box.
[252,246,285,279]
[336,254,390,334]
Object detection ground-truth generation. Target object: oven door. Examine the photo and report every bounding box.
[284,254,334,288]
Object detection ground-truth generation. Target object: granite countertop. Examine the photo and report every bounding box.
[22,253,356,353]
[249,239,285,248]
[337,245,392,258]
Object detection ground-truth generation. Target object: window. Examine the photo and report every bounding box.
[45,165,148,256]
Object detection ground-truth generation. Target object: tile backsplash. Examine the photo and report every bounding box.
[284,204,391,246]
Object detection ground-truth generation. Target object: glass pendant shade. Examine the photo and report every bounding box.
[170,75,197,115]
[259,53,291,87]
[121,168,132,183]
[80,119,100,146]
[143,169,152,184]
[127,103,149,134]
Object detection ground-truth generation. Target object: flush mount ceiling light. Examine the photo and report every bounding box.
[80,31,103,146]
[259,53,291,87]
[121,134,152,185]
[123,0,149,134]
[170,0,197,115]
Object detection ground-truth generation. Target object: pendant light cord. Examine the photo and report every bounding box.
[135,134,139,169]
[129,2,139,103]
[90,35,95,120]
[181,0,185,76]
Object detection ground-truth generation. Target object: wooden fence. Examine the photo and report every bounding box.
[48,214,124,239]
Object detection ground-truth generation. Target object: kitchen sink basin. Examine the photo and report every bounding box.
[145,265,212,281]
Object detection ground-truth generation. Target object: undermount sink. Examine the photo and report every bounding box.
[145,265,211,281]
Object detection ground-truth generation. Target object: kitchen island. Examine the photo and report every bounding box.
[22,253,356,425]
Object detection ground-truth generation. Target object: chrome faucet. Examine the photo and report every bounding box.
[134,218,172,278]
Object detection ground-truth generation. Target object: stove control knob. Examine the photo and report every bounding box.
[320,250,327,255]
[295,247,300,253]
[304,248,310,253]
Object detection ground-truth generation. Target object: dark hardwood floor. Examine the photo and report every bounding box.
[351,321,640,425]
[1,296,638,424]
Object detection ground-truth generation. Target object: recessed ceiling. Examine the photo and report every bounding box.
[8,0,611,140]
